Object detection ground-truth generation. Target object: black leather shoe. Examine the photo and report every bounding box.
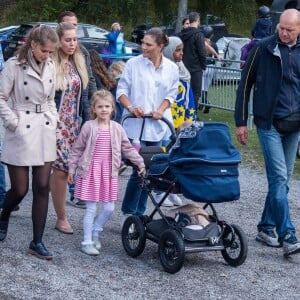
[0,220,9,241]
[28,241,53,260]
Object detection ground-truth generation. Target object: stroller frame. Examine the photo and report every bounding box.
[121,115,248,274]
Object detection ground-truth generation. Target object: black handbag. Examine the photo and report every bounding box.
[273,112,300,134]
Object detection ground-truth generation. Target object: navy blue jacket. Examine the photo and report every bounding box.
[235,34,300,129]
[251,18,272,39]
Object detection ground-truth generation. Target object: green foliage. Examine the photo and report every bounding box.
[3,0,78,24]
[1,0,267,38]
[0,0,272,36]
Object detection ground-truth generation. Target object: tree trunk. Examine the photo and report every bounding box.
[175,0,188,33]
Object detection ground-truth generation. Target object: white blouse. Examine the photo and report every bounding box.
[117,55,179,141]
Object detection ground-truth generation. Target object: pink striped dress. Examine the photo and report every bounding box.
[74,128,118,202]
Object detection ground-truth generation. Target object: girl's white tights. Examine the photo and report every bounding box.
[82,201,115,244]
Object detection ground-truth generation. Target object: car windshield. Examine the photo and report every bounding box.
[85,26,107,38]
[77,25,84,38]
[200,14,224,25]
[12,25,32,36]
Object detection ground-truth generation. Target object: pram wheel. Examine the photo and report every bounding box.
[122,216,146,258]
[158,229,185,274]
[221,224,248,266]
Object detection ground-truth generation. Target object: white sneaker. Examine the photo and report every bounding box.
[168,194,182,206]
[92,235,102,250]
[153,193,174,207]
[81,243,100,256]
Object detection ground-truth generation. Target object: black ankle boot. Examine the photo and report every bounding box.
[28,241,53,260]
[0,220,9,241]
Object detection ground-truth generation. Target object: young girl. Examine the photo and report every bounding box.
[109,60,126,123]
[68,89,145,256]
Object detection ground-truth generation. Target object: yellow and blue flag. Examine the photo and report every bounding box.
[171,80,196,128]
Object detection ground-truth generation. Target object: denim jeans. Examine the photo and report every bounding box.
[256,126,299,240]
[68,182,75,198]
[121,140,161,216]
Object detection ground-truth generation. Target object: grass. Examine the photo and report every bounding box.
[198,108,300,180]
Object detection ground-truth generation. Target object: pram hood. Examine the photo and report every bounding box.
[168,122,241,203]
[169,122,241,165]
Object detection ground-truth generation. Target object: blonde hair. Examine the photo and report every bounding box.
[109,60,126,75]
[53,22,89,91]
[90,89,116,119]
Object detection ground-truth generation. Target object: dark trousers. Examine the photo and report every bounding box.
[190,70,203,112]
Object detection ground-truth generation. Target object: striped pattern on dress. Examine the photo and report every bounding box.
[74,128,119,202]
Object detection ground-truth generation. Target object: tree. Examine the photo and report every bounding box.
[175,0,188,33]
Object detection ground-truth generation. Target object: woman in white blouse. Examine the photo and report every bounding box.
[117,27,179,219]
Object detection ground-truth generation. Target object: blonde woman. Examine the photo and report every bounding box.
[50,22,89,234]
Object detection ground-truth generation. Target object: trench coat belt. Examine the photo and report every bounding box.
[12,103,49,113]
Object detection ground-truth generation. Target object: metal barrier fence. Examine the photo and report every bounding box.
[204,59,253,128]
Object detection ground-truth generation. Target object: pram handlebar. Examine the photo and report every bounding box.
[121,113,177,151]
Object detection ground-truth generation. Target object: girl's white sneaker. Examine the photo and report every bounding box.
[81,243,100,256]
[92,235,102,250]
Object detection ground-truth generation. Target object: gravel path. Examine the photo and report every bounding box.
[1,165,300,300]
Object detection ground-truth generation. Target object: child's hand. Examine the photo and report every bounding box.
[137,167,146,176]
[68,173,74,184]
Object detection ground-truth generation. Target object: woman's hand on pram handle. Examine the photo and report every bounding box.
[151,110,164,120]
[137,167,146,176]
[128,106,144,118]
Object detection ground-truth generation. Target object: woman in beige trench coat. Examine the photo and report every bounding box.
[0,25,58,260]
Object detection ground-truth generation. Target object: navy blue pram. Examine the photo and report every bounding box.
[121,116,247,274]
[168,122,241,203]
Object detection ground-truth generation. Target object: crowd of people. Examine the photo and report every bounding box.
[1,7,300,260]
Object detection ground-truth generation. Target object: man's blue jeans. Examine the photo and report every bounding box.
[121,140,161,216]
[256,126,299,240]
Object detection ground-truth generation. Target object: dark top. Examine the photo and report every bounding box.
[178,27,206,73]
[251,18,272,39]
[235,34,300,129]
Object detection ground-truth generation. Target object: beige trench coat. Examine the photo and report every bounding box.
[0,57,58,166]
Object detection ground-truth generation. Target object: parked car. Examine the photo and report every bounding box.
[4,22,141,60]
[0,25,19,52]
[131,14,228,44]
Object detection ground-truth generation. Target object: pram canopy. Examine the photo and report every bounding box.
[168,122,241,203]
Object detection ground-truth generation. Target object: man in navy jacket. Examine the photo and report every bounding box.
[235,8,300,257]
